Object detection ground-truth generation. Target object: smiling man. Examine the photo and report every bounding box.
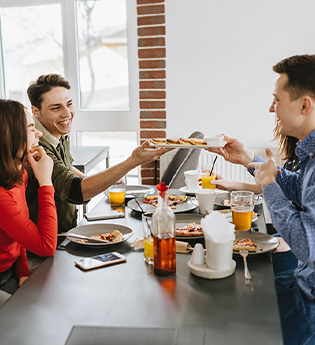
[208,55,315,344]
[26,74,170,234]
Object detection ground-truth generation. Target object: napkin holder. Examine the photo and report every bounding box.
[188,243,236,280]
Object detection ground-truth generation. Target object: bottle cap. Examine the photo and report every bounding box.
[157,182,168,199]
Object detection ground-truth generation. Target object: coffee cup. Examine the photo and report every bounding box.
[195,189,217,214]
[184,170,201,192]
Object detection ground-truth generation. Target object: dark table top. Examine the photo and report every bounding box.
[0,191,282,345]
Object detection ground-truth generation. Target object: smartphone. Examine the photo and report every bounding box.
[84,210,125,221]
[75,252,126,271]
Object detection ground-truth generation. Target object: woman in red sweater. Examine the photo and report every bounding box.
[0,99,57,295]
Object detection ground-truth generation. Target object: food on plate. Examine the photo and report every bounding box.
[179,138,192,145]
[166,138,181,145]
[233,238,257,252]
[151,138,167,145]
[175,222,203,237]
[223,199,231,206]
[77,230,124,243]
[143,194,187,208]
[189,138,207,146]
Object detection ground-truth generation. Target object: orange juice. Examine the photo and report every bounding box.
[232,207,253,231]
[201,174,216,189]
[109,188,125,207]
[143,237,154,263]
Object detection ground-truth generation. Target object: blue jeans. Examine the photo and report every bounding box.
[275,273,315,345]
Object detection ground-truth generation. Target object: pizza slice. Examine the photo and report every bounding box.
[78,230,124,243]
[175,222,203,237]
[233,238,257,252]
[151,138,167,145]
[189,138,207,146]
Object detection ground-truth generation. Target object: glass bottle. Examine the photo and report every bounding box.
[152,182,176,276]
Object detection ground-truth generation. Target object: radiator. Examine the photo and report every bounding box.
[160,148,284,224]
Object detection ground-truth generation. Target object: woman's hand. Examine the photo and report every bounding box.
[27,146,53,187]
[19,276,29,287]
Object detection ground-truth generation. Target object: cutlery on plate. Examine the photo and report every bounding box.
[57,233,110,243]
[239,249,251,284]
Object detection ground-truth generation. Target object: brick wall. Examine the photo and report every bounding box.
[137,0,166,185]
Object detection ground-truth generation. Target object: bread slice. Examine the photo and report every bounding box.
[179,138,192,145]
[151,138,167,145]
[189,138,207,146]
[166,138,181,145]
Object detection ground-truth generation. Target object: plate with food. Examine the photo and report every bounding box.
[209,209,259,223]
[233,230,279,255]
[150,138,226,149]
[127,195,197,213]
[175,213,204,239]
[214,191,264,207]
[66,223,134,246]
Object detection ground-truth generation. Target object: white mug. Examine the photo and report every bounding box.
[195,189,217,214]
[184,170,201,192]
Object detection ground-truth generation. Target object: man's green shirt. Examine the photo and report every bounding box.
[26,118,81,233]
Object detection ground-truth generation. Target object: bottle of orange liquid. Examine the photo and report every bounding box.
[152,182,176,276]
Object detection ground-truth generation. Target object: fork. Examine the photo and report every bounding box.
[239,249,251,284]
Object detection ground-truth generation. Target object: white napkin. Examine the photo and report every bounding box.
[201,212,235,243]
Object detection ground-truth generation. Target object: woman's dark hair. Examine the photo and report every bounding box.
[0,99,27,189]
[272,119,299,161]
[27,74,71,110]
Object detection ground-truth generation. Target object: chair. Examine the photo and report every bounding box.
[161,131,204,189]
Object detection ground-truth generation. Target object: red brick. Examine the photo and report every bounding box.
[138,26,165,37]
[137,4,164,16]
[139,60,165,69]
[138,15,165,27]
[141,169,155,178]
[139,70,166,79]
[140,130,166,138]
[138,48,165,59]
[140,100,165,109]
[140,90,166,99]
[140,120,166,129]
[140,111,166,119]
[138,37,165,48]
[141,161,156,169]
[141,177,156,185]
[137,0,163,5]
[140,80,166,89]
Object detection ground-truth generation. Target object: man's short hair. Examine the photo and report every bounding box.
[273,54,315,101]
[27,74,71,110]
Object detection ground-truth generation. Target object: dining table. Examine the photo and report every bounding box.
[0,189,283,345]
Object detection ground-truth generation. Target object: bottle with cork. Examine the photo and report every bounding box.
[152,182,176,276]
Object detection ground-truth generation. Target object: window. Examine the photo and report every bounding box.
[0,0,139,181]
[76,0,129,110]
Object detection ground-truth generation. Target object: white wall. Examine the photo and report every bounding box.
[165,0,315,148]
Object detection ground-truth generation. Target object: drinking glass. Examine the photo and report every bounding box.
[230,191,254,231]
[142,212,154,265]
[109,176,127,207]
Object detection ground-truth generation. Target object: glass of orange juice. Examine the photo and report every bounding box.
[108,176,126,207]
[230,191,254,231]
[142,212,154,265]
[201,166,216,189]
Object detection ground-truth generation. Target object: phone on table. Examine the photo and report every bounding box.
[75,252,126,271]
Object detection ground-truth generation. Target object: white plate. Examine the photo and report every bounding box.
[127,196,197,214]
[214,191,264,207]
[104,185,155,199]
[233,230,279,255]
[175,213,204,239]
[208,209,259,223]
[151,142,226,149]
[67,223,134,246]
[179,186,198,195]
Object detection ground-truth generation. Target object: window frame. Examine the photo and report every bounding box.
[0,0,140,145]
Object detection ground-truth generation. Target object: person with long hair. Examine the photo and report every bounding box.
[0,99,57,298]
